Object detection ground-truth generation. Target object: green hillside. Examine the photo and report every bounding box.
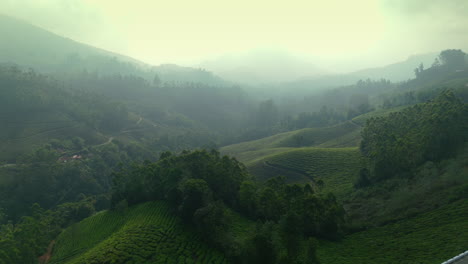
[317,199,468,264]
[0,66,161,161]
[221,121,361,162]
[221,106,407,166]
[50,201,227,264]
[249,147,364,198]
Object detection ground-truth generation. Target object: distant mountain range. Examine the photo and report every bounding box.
[351,52,439,81]
[0,15,136,69]
[198,49,327,84]
[0,14,461,89]
[199,49,440,86]
[0,14,227,86]
[280,53,440,91]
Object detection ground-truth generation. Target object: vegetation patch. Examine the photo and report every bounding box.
[50,201,228,264]
[249,147,364,198]
[220,121,361,160]
[317,199,468,264]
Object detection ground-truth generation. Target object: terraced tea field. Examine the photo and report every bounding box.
[250,147,364,198]
[50,202,228,264]
[221,121,361,162]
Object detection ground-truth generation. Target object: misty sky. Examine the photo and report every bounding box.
[1,0,467,72]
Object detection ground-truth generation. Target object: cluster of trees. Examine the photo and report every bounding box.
[0,137,153,221]
[0,198,98,264]
[0,136,156,263]
[62,70,250,133]
[415,49,467,79]
[410,49,468,89]
[273,79,390,132]
[359,90,468,183]
[280,106,347,130]
[378,49,468,109]
[111,150,344,263]
[0,66,132,133]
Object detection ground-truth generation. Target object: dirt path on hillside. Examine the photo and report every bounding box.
[1,114,156,166]
[349,120,362,127]
[94,136,114,147]
[38,240,55,264]
[0,163,17,168]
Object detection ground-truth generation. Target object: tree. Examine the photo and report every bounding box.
[414,63,424,78]
[153,73,161,87]
[239,181,257,216]
[179,179,212,221]
[438,49,466,69]
[354,168,371,188]
[301,238,320,264]
[193,201,230,248]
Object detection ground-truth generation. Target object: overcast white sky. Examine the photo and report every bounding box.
[1,0,467,71]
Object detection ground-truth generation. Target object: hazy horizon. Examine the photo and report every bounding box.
[1,0,467,73]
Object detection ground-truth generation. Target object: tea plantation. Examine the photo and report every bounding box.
[50,201,227,264]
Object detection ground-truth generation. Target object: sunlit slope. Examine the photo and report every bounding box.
[249,147,364,197]
[50,202,227,264]
[221,121,361,163]
[317,199,468,264]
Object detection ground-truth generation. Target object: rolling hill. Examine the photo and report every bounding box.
[221,105,408,166]
[278,52,440,93]
[220,106,407,190]
[198,49,326,84]
[221,121,362,164]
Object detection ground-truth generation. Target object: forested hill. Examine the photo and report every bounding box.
[0,15,135,69]
[0,14,227,86]
[49,89,468,264]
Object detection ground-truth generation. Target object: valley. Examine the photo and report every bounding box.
[0,9,467,264]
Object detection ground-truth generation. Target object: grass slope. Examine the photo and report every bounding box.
[50,202,227,264]
[317,199,468,264]
[221,121,361,163]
